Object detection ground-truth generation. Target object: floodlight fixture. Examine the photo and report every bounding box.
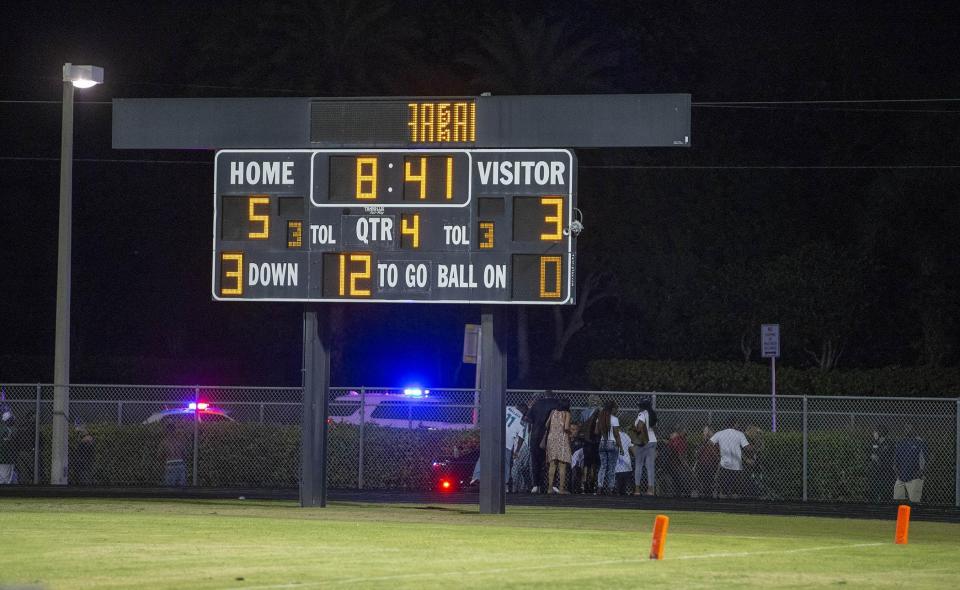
[62,63,104,89]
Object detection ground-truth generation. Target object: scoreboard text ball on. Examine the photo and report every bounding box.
[212,149,577,304]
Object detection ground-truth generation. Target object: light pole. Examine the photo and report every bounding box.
[52,62,103,485]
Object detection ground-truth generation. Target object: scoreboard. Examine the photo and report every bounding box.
[212,149,577,304]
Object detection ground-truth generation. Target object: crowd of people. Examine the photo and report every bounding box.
[501,394,930,503]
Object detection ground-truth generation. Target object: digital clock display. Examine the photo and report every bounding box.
[212,149,576,304]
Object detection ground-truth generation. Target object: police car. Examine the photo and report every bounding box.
[143,402,234,424]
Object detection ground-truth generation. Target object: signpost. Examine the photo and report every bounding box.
[761,324,780,432]
[463,323,481,424]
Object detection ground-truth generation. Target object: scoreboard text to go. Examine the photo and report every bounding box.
[212,149,577,305]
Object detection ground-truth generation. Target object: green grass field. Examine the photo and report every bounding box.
[2,498,958,589]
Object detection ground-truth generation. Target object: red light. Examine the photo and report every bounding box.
[197,403,209,410]
[440,479,452,491]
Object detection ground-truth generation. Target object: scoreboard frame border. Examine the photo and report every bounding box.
[211,148,576,305]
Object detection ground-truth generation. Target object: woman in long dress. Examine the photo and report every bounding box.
[545,399,572,493]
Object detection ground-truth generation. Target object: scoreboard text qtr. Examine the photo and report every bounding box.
[212,149,576,304]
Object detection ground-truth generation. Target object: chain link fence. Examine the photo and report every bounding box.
[1,384,957,506]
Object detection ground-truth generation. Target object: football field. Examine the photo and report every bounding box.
[2,498,958,589]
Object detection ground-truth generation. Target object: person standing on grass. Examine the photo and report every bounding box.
[893,424,928,504]
[73,421,96,485]
[510,417,532,493]
[567,423,584,493]
[615,425,634,494]
[693,425,719,498]
[545,399,573,493]
[593,400,622,494]
[710,420,752,498]
[0,405,17,485]
[632,400,658,496]
[523,394,562,493]
[663,423,692,497]
[161,421,189,487]
[867,425,894,503]
[579,405,602,494]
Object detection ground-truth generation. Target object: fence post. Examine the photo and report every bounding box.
[955,398,959,508]
[802,395,808,502]
[34,384,41,484]
[192,386,199,487]
[358,387,365,490]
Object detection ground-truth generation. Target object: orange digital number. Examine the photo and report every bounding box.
[287,220,303,248]
[248,196,270,239]
[479,221,494,249]
[338,253,372,296]
[356,157,378,200]
[540,196,563,241]
[221,252,244,296]
[401,213,420,248]
[405,157,427,199]
[445,156,453,199]
[539,256,562,299]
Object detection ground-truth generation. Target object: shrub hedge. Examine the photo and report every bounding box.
[17,423,479,490]
[588,359,960,397]
[12,422,955,505]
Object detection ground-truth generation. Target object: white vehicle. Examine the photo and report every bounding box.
[328,390,476,430]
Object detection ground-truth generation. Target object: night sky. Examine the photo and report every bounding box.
[2,1,959,388]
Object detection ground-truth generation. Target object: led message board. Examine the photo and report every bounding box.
[310,99,476,147]
[212,149,577,304]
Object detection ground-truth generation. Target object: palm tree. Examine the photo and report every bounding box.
[187,0,420,95]
[457,12,621,383]
[458,13,619,94]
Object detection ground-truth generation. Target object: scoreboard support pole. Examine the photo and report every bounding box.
[479,305,507,514]
[301,308,330,507]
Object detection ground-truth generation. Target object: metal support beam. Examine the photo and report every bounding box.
[51,79,75,485]
[301,309,330,507]
[479,305,507,514]
[802,396,809,502]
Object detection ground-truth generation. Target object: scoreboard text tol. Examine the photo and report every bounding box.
[212,149,577,304]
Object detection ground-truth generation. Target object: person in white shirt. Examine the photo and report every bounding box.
[633,404,658,496]
[709,421,753,498]
[615,429,634,494]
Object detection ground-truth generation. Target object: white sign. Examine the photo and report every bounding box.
[463,324,481,364]
[761,324,780,358]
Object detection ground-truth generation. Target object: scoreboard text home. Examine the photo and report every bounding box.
[212,149,577,304]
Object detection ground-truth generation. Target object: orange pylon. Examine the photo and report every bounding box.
[649,514,670,559]
[895,504,911,545]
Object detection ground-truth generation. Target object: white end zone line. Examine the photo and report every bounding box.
[227,542,885,590]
